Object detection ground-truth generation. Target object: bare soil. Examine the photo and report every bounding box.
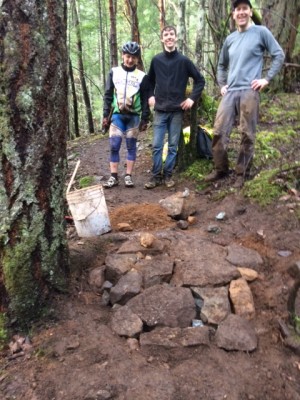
[1,123,300,400]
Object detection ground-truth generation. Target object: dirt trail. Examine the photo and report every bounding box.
[1,130,300,400]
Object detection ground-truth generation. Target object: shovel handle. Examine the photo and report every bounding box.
[66,160,81,194]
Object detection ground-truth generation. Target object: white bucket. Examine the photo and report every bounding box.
[67,184,111,237]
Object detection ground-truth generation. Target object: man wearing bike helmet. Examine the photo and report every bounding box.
[102,41,150,188]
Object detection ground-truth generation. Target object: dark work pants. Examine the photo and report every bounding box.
[212,89,259,176]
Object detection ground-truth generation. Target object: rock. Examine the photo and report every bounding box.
[229,278,256,320]
[140,326,210,348]
[215,314,258,352]
[109,269,142,305]
[105,253,137,283]
[88,266,106,292]
[101,290,110,306]
[127,338,140,351]
[135,255,174,288]
[284,334,300,355]
[159,191,197,220]
[191,286,231,325]
[140,232,156,248]
[116,222,133,232]
[226,244,263,269]
[127,284,196,328]
[187,216,197,225]
[111,305,143,338]
[177,220,189,230]
[207,224,221,233]
[287,261,300,279]
[171,243,241,287]
[237,267,259,282]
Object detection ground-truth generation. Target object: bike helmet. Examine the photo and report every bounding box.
[122,41,141,57]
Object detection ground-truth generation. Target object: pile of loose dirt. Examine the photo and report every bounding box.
[109,203,175,231]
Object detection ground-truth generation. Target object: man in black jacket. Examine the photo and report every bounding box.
[144,26,205,189]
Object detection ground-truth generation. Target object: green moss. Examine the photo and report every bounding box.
[243,169,284,206]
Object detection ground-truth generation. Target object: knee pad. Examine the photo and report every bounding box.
[126,137,137,161]
[110,136,122,162]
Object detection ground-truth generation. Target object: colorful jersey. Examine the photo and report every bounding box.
[103,64,149,121]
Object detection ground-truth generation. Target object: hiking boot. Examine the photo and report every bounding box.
[103,176,119,188]
[124,175,134,188]
[233,175,244,189]
[144,177,161,190]
[204,170,228,182]
[165,177,175,188]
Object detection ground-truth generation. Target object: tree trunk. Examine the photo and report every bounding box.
[69,59,80,138]
[72,0,94,134]
[109,0,118,67]
[177,0,187,54]
[0,1,69,326]
[97,0,107,88]
[158,0,166,31]
[261,0,300,91]
[124,0,144,70]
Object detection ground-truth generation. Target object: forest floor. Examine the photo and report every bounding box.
[1,93,300,400]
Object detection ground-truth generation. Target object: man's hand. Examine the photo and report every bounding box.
[221,85,228,96]
[251,78,269,91]
[148,96,155,108]
[102,117,110,133]
[180,98,194,110]
[139,120,148,132]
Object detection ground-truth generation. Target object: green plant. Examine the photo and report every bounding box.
[0,313,9,350]
[79,176,94,188]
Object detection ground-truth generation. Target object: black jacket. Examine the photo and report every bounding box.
[148,49,205,112]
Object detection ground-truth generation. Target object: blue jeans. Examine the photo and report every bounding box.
[152,111,183,179]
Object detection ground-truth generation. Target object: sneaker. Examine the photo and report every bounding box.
[103,176,119,188]
[165,177,175,188]
[124,175,134,188]
[204,170,228,182]
[144,178,161,190]
[233,175,244,189]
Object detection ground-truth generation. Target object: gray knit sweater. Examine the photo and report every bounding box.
[217,25,285,91]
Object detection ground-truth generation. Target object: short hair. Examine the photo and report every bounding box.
[161,25,177,38]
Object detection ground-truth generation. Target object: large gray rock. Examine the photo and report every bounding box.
[171,243,241,287]
[159,191,197,220]
[135,255,174,288]
[127,284,196,328]
[191,286,231,325]
[226,244,263,269]
[215,314,258,352]
[109,269,142,305]
[140,326,210,348]
[105,253,137,283]
[110,305,143,338]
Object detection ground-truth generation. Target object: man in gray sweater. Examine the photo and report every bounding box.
[205,0,284,188]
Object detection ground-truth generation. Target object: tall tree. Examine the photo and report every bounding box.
[177,0,187,54]
[158,0,166,31]
[72,0,95,134]
[261,0,300,90]
[0,1,69,325]
[124,0,144,70]
[109,0,118,67]
[97,0,107,88]
[69,59,80,138]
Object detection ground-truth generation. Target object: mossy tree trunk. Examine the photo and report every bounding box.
[0,1,69,326]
